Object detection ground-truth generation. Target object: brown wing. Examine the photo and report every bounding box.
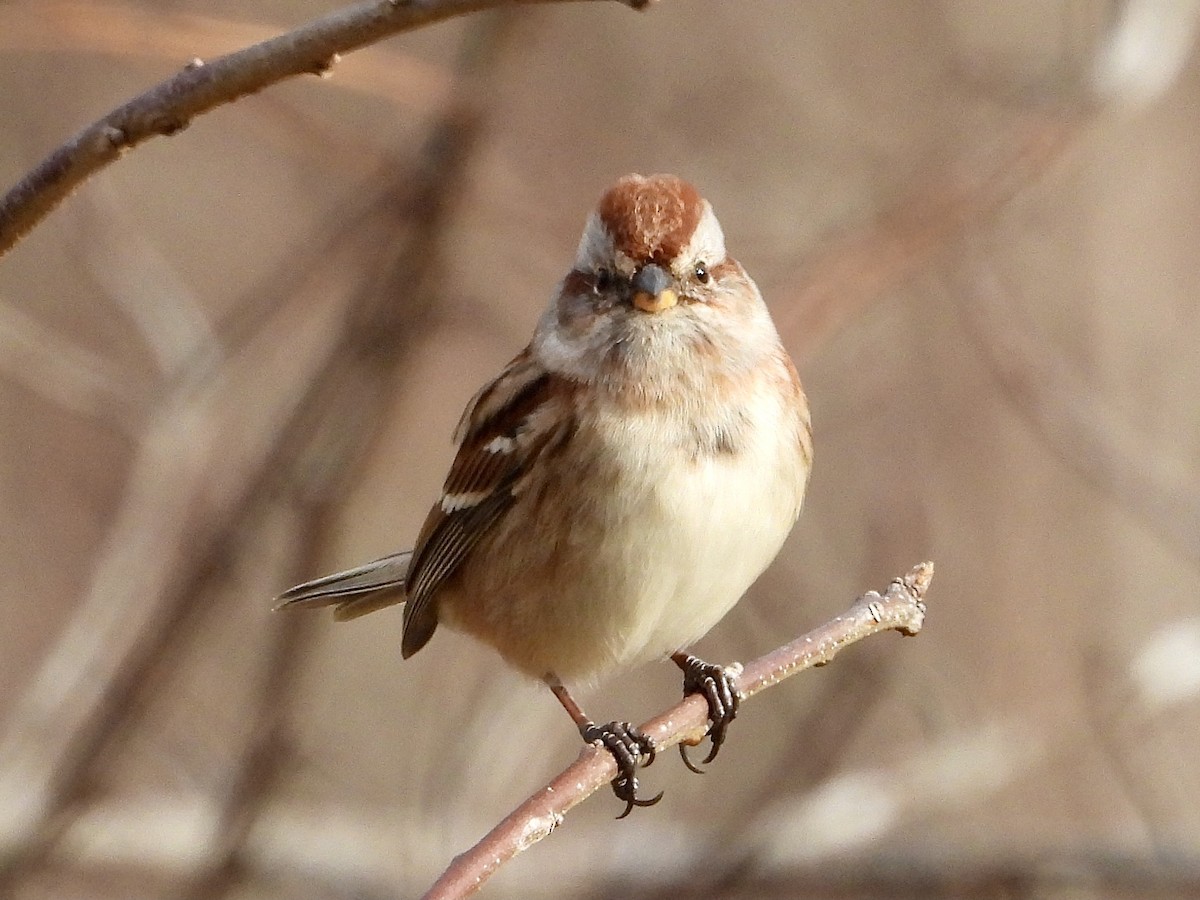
[401,350,573,658]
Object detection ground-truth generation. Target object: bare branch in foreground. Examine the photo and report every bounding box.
[0,0,455,113]
[0,0,654,259]
[422,563,933,900]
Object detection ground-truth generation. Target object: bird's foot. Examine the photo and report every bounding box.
[579,721,662,818]
[674,654,741,774]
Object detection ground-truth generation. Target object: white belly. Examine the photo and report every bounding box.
[590,397,803,672]
[444,376,807,684]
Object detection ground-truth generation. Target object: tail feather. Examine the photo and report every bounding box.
[274,551,412,621]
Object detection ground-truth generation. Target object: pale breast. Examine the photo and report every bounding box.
[595,376,807,670]
[441,369,808,684]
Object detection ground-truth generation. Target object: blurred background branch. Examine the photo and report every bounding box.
[0,6,518,893]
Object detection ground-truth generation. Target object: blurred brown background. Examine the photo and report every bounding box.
[2,1,1199,897]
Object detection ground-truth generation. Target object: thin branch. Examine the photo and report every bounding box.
[0,0,454,113]
[422,564,933,900]
[0,0,653,259]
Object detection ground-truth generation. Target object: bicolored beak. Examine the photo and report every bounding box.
[630,263,678,313]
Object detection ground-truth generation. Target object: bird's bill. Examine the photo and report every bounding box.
[632,287,678,313]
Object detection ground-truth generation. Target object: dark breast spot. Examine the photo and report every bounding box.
[690,411,748,459]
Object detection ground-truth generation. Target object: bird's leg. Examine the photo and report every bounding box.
[545,676,661,818]
[671,652,741,773]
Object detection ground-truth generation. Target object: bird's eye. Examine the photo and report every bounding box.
[694,262,711,284]
[594,269,614,292]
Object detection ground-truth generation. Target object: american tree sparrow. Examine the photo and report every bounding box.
[278,174,812,815]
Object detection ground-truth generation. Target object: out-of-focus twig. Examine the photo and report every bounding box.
[176,596,314,900]
[0,237,359,887]
[0,5,517,893]
[594,845,1200,900]
[73,178,217,374]
[0,0,655,258]
[961,263,1200,566]
[0,299,149,430]
[779,112,1080,363]
[1080,643,1200,860]
[45,810,1200,900]
[178,13,523,898]
[422,565,932,900]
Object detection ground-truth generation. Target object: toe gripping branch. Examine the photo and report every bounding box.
[673,653,741,774]
[579,721,662,818]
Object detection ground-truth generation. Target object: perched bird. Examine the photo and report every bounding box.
[277,174,812,815]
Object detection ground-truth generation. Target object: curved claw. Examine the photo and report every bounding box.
[580,721,661,817]
[676,655,741,768]
[614,782,664,819]
[678,741,710,775]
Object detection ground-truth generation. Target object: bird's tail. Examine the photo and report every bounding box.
[274,551,412,621]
